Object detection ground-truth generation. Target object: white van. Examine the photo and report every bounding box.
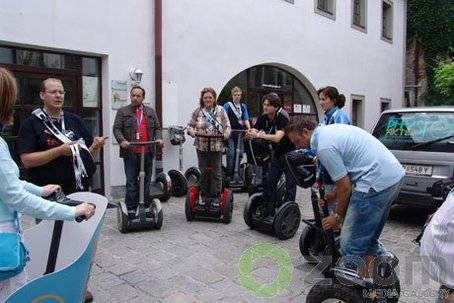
[371,107,454,209]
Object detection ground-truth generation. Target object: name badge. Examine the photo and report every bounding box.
[136,132,140,140]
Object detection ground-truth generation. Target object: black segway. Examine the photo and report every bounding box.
[243,146,314,240]
[225,129,249,192]
[117,141,166,233]
[167,125,202,197]
[305,184,401,302]
[185,133,234,223]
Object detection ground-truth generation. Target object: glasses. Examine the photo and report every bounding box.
[45,90,66,96]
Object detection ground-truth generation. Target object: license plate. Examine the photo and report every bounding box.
[402,164,433,176]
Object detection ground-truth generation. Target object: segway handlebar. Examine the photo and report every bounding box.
[49,189,96,223]
[194,133,225,139]
[129,140,162,146]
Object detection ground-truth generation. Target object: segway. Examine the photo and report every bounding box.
[243,146,314,240]
[5,191,107,302]
[117,141,166,233]
[225,129,250,192]
[305,184,401,302]
[167,125,202,197]
[185,133,234,223]
[244,138,286,200]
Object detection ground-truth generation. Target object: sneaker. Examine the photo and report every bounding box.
[127,210,136,220]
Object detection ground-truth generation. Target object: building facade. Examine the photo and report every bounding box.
[0,0,407,199]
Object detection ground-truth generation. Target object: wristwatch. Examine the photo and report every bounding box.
[333,213,344,224]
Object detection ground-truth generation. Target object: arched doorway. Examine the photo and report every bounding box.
[218,65,319,124]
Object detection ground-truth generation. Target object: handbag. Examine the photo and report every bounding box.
[0,212,29,280]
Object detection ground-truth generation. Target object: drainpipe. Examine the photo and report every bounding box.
[155,0,163,173]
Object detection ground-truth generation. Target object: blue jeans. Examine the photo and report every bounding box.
[340,178,403,258]
[264,154,297,216]
[225,135,244,178]
[124,152,153,210]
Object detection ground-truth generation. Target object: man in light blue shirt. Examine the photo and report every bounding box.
[286,116,404,281]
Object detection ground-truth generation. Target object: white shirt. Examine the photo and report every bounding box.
[420,192,454,288]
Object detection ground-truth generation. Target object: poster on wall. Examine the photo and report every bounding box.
[111,80,128,110]
[83,76,99,108]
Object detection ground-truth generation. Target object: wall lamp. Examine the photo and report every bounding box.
[130,67,144,86]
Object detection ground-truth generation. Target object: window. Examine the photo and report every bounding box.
[351,95,364,127]
[381,98,391,112]
[352,0,367,32]
[315,0,336,20]
[382,0,393,42]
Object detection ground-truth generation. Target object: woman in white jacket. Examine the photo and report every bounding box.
[0,67,96,301]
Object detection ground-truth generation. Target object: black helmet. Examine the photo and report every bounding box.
[284,151,316,188]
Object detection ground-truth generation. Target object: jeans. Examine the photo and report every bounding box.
[264,154,297,216]
[225,135,244,178]
[124,152,153,210]
[340,178,403,258]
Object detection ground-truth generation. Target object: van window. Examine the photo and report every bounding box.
[372,112,454,153]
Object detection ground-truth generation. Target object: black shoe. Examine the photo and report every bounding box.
[263,215,274,223]
[84,290,93,303]
[127,210,136,220]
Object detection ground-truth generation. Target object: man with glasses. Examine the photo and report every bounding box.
[18,78,107,302]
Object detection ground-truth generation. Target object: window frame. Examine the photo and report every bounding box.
[315,0,336,20]
[351,94,365,128]
[381,0,393,43]
[351,0,367,33]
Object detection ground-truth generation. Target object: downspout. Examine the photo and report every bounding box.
[155,0,163,173]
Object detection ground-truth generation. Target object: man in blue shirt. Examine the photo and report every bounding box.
[223,86,250,182]
[285,115,404,281]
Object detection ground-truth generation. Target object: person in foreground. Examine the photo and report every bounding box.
[0,67,95,302]
[285,115,404,281]
[420,192,454,303]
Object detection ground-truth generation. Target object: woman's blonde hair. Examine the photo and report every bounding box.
[0,67,17,124]
[199,87,217,107]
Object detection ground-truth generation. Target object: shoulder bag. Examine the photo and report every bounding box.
[0,212,29,280]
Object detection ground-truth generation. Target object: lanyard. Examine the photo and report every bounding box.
[43,108,66,133]
[265,108,282,134]
[136,106,144,129]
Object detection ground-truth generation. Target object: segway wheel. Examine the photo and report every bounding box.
[156,172,172,202]
[299,225,326,262]
[151,198,164,230]
[274,202,300,240]
[243,192,263,228]
[306,281,372,303]
[185,187,197,221]
[221,189,234,224]
[116,205,129,233]
[168,169,188,197]
[184,166,202,186]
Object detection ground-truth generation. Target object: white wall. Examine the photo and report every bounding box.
[0,0,406,197]
[162,0,406,167]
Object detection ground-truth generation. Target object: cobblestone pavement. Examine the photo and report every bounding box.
[26,188,441,302]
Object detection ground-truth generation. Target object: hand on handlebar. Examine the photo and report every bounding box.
[321,214,341,230]
[120,140,130,149]
[75,203,96,221]
[42,184,61,197]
